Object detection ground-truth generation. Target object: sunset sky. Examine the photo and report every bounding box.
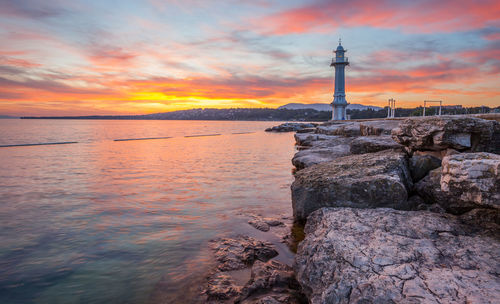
[0,0,499,116]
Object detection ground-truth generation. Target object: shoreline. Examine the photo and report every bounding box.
[289,114,499,303]
[201,114,500,303]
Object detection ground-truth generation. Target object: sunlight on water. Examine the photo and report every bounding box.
[0,120,296,304]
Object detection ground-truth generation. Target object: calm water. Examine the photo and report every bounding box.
[0,120,296,304]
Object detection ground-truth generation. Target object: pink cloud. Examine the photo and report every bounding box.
[254,0,500,35]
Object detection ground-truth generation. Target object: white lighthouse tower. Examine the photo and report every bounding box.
[330,39,349,120]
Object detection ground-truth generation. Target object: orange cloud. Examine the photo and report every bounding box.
[254,0,500,35]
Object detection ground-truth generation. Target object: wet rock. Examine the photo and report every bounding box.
[206,272,242,301]
[295,207,500,304]
[291,150,412,222]
[409,154,442,182]
[263,218,284,227]
[349,135,402,154]
[238,260,305,304]
[265,123,317,133]
[391,115,500,153]
[441,152,500,210]
[210,236,279,271]
[249,219,270,232]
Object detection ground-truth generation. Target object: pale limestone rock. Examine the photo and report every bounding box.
[440,152,500,210]
[295,208,500,304]
[391,116,500,153]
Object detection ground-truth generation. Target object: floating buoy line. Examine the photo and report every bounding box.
[0,132,256,148]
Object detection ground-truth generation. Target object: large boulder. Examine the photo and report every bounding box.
[295,207,500,304]
[440,152,500,210]
[349,135,403,154]
[392,116,500,153]
[415,153,500,214]
[291,150,412,222]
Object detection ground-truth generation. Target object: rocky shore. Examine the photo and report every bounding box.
[291,115,500,303]
[204,115,500,303]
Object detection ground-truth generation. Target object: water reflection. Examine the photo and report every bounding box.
[0,120,295,304]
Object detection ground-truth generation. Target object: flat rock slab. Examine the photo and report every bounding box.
[238,260,305,304]
[359,120,401,136]
[316,120,400,137]
[291,150,412,222]
[292,141,352,170]
[316,122,362,137]
[294,133,339,147]
[349,135,403,154]
[265,123,317,132]
[206,258,305,303]
[295,207,500,304]
[392,115,500,153]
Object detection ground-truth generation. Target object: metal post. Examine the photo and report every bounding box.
[439,101,442,116]
[391,99,396,118]
[387,99,391,118]
[423,101,426,117]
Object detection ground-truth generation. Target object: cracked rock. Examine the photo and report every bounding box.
[295,207,500,304]
[210,236,278,271]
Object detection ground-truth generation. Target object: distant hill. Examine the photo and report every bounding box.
[21,108,332,121]
[0,115,17,119]
[278,103,382,111]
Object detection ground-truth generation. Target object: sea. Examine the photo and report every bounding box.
[0,119,297,304]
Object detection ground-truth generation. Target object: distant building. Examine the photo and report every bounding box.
[330,40,349,120]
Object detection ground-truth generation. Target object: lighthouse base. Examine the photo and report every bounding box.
[331,104,347,121]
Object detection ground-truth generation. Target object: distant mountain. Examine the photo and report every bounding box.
[278,103,382,111]
[0,115,17,119]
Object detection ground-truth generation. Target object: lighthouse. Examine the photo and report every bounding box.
[330,39,349,120]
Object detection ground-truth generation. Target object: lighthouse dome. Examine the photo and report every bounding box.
[336,44,344,52]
